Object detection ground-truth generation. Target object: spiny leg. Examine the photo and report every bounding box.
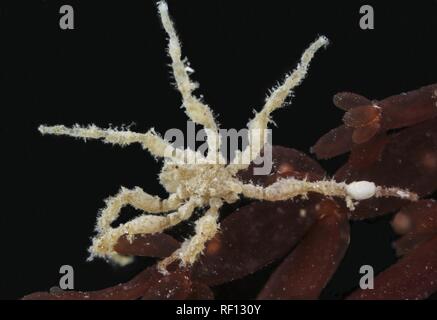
[158,2,223,163]
[96,186,184,234]
[39,124,205,163]
[241,178,418,210]
[91,186,184,266]
[89,197,202,265]
[231,36,329,170]
[157,198,223,274]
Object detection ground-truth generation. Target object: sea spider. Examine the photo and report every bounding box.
[38,1,417,275]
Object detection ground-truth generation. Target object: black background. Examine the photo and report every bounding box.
[1,0,437,300]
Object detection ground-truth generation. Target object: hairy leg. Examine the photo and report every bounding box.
[89,197,202,265]
[231,36,329,170]
[241,178,418,210]
[39,124,204,163]
[158,2,223,163]
[95,186,183,233]
[157,198,223,273]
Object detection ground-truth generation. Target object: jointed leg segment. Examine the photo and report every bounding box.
[158,198,223,273]
[241,177,418,210]
[38,124,208,164]
[96,187,183,233]
[232,36,329,169]
[89,197,202,264]
[158,2,222,162]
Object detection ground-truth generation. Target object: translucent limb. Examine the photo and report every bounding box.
[232,36,329,169]
[158,2,223,162]
[38,124,204,163]
[157,198,223,274]
[374,186,419,202]
[89,197,202,265]
[241,178,418,210]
